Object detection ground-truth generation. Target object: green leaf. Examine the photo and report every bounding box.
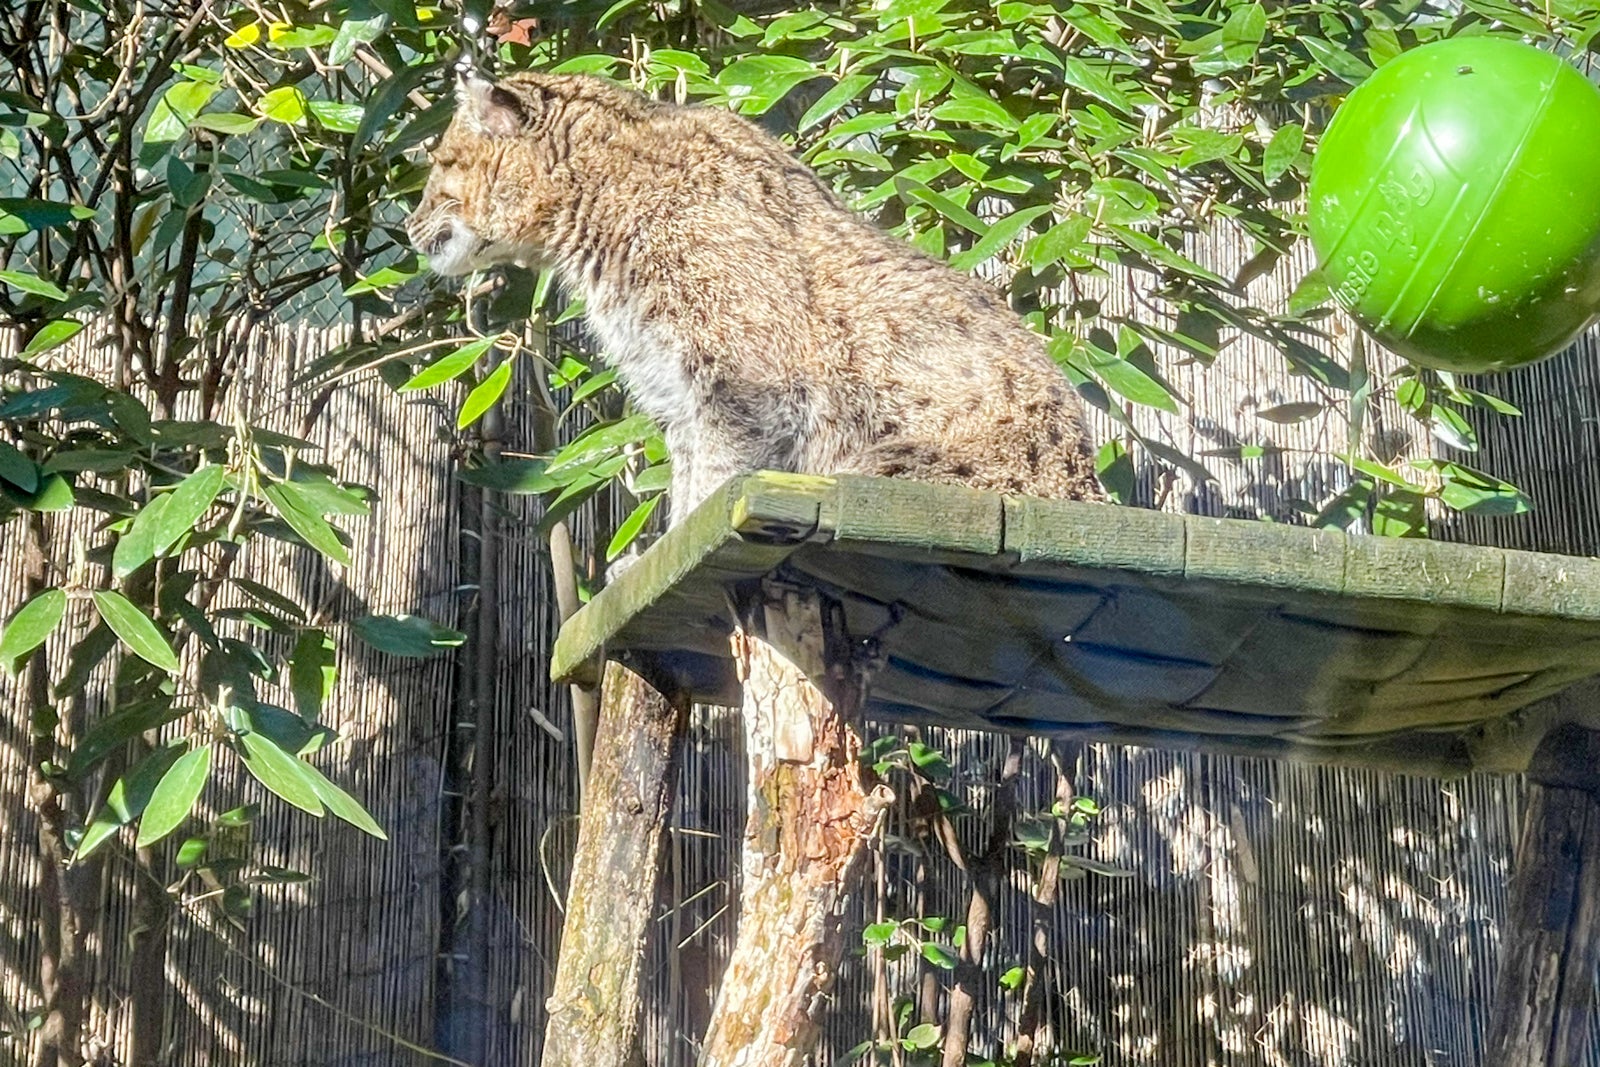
[1221,3,1267,65]
[893,177,989,236]
[457,359,514,429]
[1055,335,1179,413]
[9,471,74,512]
[1302,36,1373,85]
[268,24,338,48]
[1095,440,1136,504]
[1263,124,1304,185]
[75,743,187,859]
[799,74,876,131]
[606,495,662,560]
[999,966,1026,991]
[1254,402,1323,424]
[1085,179,1158,226]
[113,493,171,579]
[0,269,68,301]
[1288,268,1331,316]
[239,730,325,815]
[455,458,558,494]
[863,922,899,946]
[718,55,824,114]
[288,629,336,721]
[353,64,430,148]
[230,579,307,623]
[920,942,959,969]
[190,112,261,135]
[0,588,66,672]
[329,15,387,65]
[351,614,466,658]
[257,86,309,125]
[65,699,181,779]
[136,744,212,848]
[1058,56,1132,112]
[92,590,181,673]
[948,205,1052,271]
[931,93,1018,131]
[152,465,226,556]
[308,100,364,134]
[0,439,37,492]
[145,81,220,142]
[299,760,387,839]
[0,197,95,234]
[906,1023,941,1050]
[1430,405,1478,452]
[21,319,84,356]
[547,413,658,477]
[262,481,350,565]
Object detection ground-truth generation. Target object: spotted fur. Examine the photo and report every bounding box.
[406,73,1102,518]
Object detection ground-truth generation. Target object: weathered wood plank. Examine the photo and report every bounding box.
[553,472,1600,772]
[543,661,690,1067]
[1004,495,1185,575]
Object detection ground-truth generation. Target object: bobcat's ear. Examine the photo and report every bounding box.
[456,76,540,137]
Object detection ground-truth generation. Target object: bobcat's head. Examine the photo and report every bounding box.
[406,74,646,276]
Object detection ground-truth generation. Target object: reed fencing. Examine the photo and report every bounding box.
[3,234,1599,1065]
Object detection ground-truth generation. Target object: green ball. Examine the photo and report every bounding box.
[1308,37,1600,373]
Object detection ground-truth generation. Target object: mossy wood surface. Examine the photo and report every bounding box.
[553,473,1600,775]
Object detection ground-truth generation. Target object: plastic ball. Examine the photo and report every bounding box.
[1308,37,1600,373]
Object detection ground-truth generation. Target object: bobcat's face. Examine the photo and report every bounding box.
[405,75,577,276]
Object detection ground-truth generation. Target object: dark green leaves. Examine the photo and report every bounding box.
[351,614,466,658]
[288,630,336,720]
[0,439,36,492]
[0,588,66,672]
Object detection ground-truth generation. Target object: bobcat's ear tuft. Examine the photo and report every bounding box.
[457,77,539,138]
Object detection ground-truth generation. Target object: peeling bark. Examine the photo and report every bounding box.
[543,661,689,1067]
[698,583,892,1067]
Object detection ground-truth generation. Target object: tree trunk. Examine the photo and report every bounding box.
[698,582,892,1067]
[543,660,689,1067]
[1485,726,1600,1066]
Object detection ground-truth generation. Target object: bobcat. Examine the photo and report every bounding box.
[406,74,1102,518]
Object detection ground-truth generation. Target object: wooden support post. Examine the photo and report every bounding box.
[698,582,893,1067]
[543,660,689,1067]
[1486,725,1600,1066]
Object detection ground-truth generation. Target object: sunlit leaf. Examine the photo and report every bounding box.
[239,730,325,815]
[457,359,514,429]
[92,590,181,673]
[136,744,211,848]
[0,588,66,672]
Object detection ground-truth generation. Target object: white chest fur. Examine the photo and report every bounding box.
[581,286,697,430]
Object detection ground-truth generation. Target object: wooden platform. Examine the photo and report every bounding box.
[552,473,1600,775]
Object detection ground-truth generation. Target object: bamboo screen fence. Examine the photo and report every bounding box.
[4,228,1600,1066]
